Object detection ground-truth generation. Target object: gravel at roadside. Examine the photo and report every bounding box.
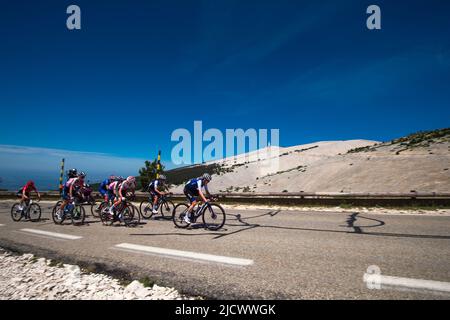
[0,247,198,300]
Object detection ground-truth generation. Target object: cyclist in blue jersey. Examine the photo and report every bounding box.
[183,173,212,224]
[147,174,168,214]
[99,175,118,202]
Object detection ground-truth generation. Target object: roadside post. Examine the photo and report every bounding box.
[156,150,161,178]
[59,158,65,197]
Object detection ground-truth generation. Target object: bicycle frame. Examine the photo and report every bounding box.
[188,201,213,222]
[113,199,134,218]
[22,198,39,215]
[20,199,33,217]
[151,193,170,204]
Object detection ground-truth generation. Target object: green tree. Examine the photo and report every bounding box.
[138,160,165,191]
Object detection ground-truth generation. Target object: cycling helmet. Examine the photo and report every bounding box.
[109,175,116,181]
[202,173,212,181]
[126,176,136,184]
[68,169,78,178]
[159,174,167,180]
[26,180,35,187]
[78,171,86,178]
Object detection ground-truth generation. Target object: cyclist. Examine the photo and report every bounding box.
[59,171,86,214]
[106,176,124,201]
[99,175,117,202]
[17,180,41,211]
[183,173,212,224]
[148,174,168,214]
[62,168,77,195]
[108,176,136,218]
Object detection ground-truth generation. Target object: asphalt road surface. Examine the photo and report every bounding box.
[1,200,449,299]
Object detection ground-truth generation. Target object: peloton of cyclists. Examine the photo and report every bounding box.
[147,174,169,214]
[17,180,41,211]
[183,173,212,225]
[13,171,217,228]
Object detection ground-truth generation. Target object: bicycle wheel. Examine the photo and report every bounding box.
[28,203,42,222]
[202,203,226,230]
[122,204,140,227]
[160,200,175,218]
[54,200,63,209]
[139,200,154,219]
[71,205,85,226]
[11,203,23,222]
[89,197,98,217]
[99,202,114,226]
[172,203,190,229]
[52,206,66,225]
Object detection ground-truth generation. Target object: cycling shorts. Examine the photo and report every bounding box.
[184,186,199,203]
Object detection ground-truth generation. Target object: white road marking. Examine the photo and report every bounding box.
[364,270,450,294]
[0,224,5,227]
[379,275,450,293]
[114,243,254,267]
[20,228,82,240]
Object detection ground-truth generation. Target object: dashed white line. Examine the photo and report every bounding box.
[0,224,5,227]
[114,243,254,267]
[20,228,82,240]
[364,268,450,294]
[378,275,450,293]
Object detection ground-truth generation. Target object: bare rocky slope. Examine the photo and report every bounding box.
[169,128,450,194]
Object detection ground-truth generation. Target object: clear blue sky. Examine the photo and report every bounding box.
[1,0,449,167]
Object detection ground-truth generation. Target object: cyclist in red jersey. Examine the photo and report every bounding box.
[17,180,41,211]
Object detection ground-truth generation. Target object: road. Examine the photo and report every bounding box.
[1,200,450,299]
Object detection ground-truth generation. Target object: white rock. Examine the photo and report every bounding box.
[0,247,191,301]
[124,280,144,295]
[22,254,34,260]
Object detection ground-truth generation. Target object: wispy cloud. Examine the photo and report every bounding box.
[0,145,110,157]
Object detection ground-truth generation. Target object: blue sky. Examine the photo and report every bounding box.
[1,0,450,188]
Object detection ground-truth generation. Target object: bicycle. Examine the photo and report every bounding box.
[99,197,140,227]
[73,186,98,217]
[52,199,86,225]
[11,199,41,222]
[139,193,174,219]
[172,196,226,230]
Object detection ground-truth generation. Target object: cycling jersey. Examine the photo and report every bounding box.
[64,177,83,189]
[17,184,37,197]
[185,178,209,193]
[184,178,209,203]
[108,180,134,195]
[120,180,135,191]
[148,179,164,192]
[99,179,111,196]
[23,184,37,194]
[108,181,119,192]
[62,178,83,200]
